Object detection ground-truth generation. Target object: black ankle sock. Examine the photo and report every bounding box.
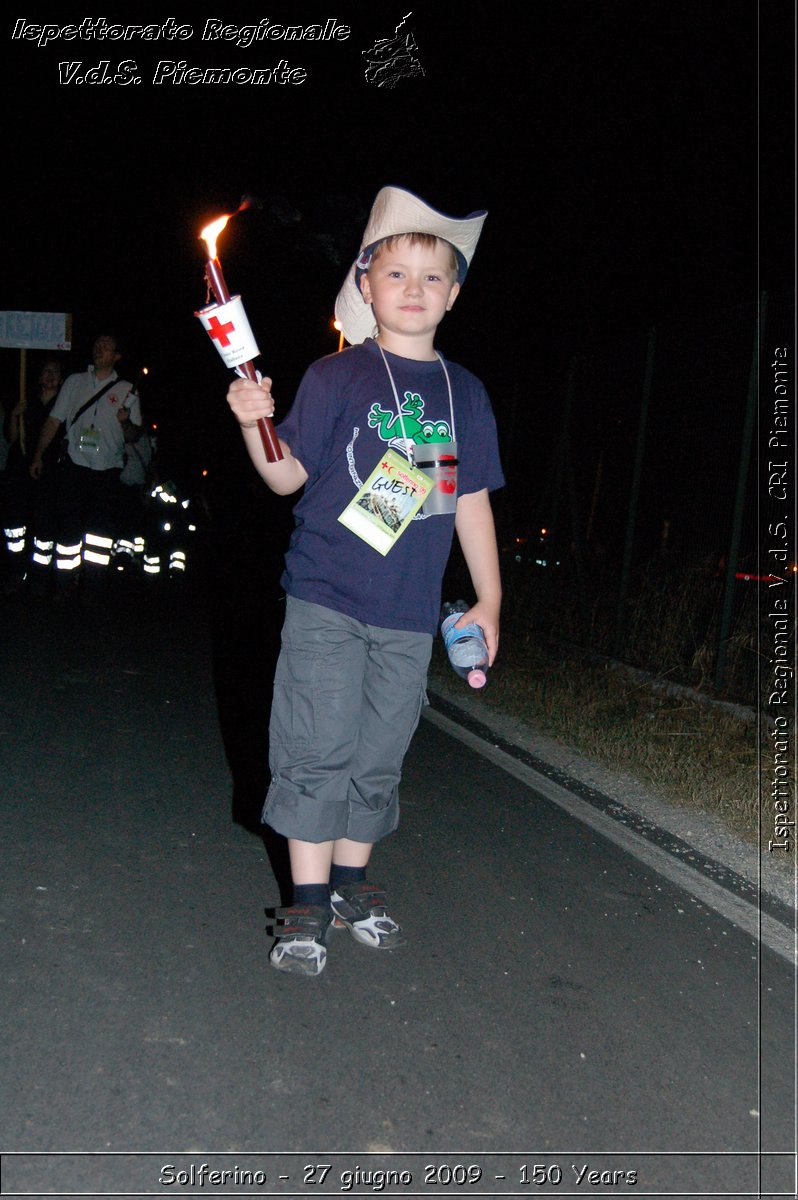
[293,883,331,909]
[330,864,367,891]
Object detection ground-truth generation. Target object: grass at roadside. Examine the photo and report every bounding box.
[429,631,764,846]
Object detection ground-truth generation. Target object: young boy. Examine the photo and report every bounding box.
[227,185,504,977]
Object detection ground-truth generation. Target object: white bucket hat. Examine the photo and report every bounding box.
[334,185,487,345]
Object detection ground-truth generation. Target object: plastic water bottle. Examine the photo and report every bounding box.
[440,600,489,689]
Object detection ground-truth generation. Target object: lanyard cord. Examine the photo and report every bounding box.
[76,372,116,430]
[376,343,455,464]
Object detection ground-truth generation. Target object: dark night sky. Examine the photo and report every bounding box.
[1,2,792,501]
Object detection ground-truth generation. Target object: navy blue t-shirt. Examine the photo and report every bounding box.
[276,338,504,635]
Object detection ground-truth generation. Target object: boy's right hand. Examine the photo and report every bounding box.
[227,376,276,428]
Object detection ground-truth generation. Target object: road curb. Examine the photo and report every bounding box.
[424,686,796,963]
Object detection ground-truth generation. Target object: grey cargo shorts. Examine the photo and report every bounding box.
[262,597,432,843]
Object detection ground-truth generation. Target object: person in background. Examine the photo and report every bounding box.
[31,334,141,600]
[3,357,63,595]
[113,423,154,575]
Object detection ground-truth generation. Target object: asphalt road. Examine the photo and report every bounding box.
[0,568,794,1199]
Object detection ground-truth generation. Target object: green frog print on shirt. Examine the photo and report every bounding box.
[367,391,452,453]
[344,389,455,520]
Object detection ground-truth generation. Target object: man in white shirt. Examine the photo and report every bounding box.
[31,334,142,597]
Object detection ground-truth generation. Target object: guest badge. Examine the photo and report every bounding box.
[338,449,434,555]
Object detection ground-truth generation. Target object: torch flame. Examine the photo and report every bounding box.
[200,214,231,261]
[200,197,257,259]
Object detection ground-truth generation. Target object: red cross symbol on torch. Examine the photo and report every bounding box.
[198,208,282,462]
[206,314,236,347]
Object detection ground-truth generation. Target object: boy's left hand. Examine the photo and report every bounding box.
[455,603,500,666]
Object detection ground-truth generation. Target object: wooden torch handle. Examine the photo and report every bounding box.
[237,361,283,461]
[205,258,283,462]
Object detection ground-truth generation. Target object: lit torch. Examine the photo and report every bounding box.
[196,203,282,462]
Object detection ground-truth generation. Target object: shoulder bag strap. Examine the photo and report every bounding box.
[66,377,121,430]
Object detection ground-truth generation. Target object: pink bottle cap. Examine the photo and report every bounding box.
[467,668,487,689]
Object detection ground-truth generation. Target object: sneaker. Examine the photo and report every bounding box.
[268,905,333,977]
[330,882,406,949]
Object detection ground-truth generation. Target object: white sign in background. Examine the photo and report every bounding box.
[0,311,72,350]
